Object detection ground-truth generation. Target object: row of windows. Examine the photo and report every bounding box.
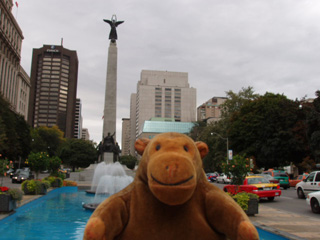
[0,8,22,53]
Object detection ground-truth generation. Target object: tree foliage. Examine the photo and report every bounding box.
[189,87,320,173]
[27,152,50,179]
[221,86,259,120]
[0,94,31,162]
[306,90,320,163]
[48,156,62,174]
[58,139,98,171]
[228,93,304,169]
[30,126,65,156]
[223,155,251,185]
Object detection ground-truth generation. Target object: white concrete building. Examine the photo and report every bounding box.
[130,70,196,145]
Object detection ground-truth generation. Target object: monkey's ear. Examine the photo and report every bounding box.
[135,138,150,156]
[195,142,209,159]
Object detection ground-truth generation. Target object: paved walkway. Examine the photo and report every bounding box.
[1,165,320,240]
[249,205,320,240]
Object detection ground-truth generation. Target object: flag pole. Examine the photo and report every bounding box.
[15,2,19,20]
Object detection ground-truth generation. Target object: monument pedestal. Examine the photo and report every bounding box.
[103,152,114,164]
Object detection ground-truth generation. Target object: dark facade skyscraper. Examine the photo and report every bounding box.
[28,45,78,138]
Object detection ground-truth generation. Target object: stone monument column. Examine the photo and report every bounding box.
[101,15,124,164]
[102,42,117,164]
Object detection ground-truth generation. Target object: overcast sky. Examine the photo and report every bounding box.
[16,0,320,145]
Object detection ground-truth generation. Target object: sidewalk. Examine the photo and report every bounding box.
[249,205,320,240]
[1,165,320,240]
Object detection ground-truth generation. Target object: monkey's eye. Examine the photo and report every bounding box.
[184,145,189,152]
[156,144,161,151]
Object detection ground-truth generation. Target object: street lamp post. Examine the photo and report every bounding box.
[211,132,229,164]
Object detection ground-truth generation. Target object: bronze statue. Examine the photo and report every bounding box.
[103,132,115,152]
[103,15,124,43]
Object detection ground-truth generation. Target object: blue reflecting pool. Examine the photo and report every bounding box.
[0,187,289,239]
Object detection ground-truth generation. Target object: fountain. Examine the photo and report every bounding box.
[83,162,134,211]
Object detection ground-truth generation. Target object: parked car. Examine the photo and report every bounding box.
[262,169,290,189]
[255,174,279,185]
[10,169,22,179]
[296,171,320,199]
[206,172,219,182]
[223,176,281,201]
[216,173,232,184]
[12,170,33,183]
[306,191,320,214]
[290,174,309,187]
[6,168,14,177]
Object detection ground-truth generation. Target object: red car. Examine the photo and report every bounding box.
[223,176,282,201]
[289,174,308,187]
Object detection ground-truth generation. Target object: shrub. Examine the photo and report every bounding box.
[7,188,23,201]
[119,155,138,170]
[21,179,50,194]
[50,171,66,180]
[44,176,63,188]
[227,192,259,211]
[22,180,41,195]
[63,180,77,186]
[0,187,23,201]
[42,180,51,189]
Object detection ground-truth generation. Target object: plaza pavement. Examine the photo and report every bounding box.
[1,165,320,240]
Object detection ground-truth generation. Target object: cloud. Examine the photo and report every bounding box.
[18,0,320,145]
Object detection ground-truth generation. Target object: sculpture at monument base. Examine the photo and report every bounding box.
[98,132,121,163]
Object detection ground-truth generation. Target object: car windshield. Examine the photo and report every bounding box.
[247,177,270,184]
[19,170,29,176]
[273,172,287,177]
[259,174,271,179]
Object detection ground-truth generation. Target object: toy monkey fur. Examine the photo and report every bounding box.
[84,132,259,240]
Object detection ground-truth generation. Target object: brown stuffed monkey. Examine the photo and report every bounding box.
[83,132,259,240]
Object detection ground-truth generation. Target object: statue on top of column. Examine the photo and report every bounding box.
[103,14,124,43]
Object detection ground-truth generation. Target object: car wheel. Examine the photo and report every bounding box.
[297,188,305,199]
[222,179,225,184]
[311,198,320,214]
[267,197,274,201]
[12,179,15,183]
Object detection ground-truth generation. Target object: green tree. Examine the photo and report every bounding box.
[30,126,65,156]
[223,155,251,185]
[0,94,31,163]
[189,87,259,173]
[221,86,259,120]
[58,139,97,171]
[27,152,50,179]
[189,121,208,141]
[48,156,62,174]
[228,93,304,169]
[306,90,320,163]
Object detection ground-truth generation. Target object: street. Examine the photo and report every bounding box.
[2,174,320,219]
[213,182,320,218]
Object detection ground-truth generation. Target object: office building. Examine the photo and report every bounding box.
[197,97,227,123]
[16,66,31,120]
[28,45,79,138]
[121,118,130,156]
[129,70,196,148]
[74,98,82,139]
[0,0,30,119]
[81,128,90,141]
